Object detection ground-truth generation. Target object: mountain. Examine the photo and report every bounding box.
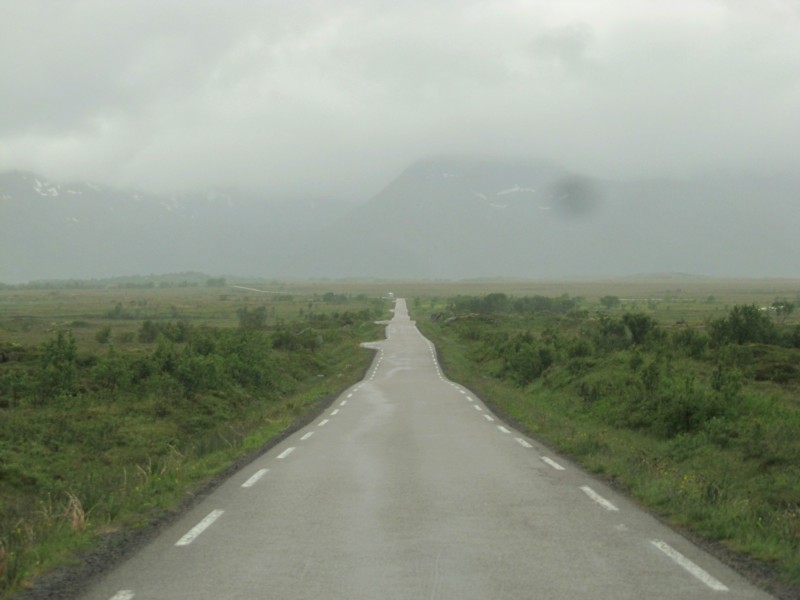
[0,171,349,283]
[2,159,799,283]
[290,157,800,279]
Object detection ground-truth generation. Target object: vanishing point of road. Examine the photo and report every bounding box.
[81,299,774,599]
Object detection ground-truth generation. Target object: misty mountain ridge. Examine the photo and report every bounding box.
[2,158,799,283]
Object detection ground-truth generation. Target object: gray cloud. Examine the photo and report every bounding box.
[1,0,798,197]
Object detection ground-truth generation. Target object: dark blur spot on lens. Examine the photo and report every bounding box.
[550,175,599,220]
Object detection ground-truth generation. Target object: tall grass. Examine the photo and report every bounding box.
[415,294,800,593]
[0,291,387,598]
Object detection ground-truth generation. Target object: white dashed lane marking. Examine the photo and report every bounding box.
[175,509,225,546]
[241,468,269,488]
[580,486,619,512]
[109,592,135,600]
[541,457,565,471]
[277,447,296,459]
[515,438,532,448]
[651,540,729,592]
[497,426,510,434]
[301,432,314,441]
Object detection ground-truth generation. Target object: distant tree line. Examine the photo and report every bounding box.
[445,293,581,316]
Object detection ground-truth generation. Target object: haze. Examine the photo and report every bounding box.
[2,0,799,199]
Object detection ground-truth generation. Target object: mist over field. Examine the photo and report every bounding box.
[2,1,799,282]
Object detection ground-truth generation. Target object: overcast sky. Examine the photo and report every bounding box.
[1,0,799,199]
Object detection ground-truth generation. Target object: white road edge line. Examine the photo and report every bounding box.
[277,447,295,459]
[541,457,565,471]
[241,468,269,488]
[175,509,224,546]
[580,486,619,511]
[301,432,314,441]
[515,438,532,448]
[109,592,135,600]
[651,540,729,592]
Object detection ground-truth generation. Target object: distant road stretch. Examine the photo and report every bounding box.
[81,299,774,599]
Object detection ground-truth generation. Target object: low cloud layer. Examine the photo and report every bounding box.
[2,0,798,198]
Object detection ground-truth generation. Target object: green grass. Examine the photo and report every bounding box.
[2,276,798,597]
[0,283,389,598]
[413,291,800,595]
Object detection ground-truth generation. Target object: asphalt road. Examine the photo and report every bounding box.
[80,299,774,599]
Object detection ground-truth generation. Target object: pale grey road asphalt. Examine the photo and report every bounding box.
[81,299,774,599]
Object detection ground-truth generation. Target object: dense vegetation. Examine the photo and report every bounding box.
[0,289,386,598]
[416,293,800,593]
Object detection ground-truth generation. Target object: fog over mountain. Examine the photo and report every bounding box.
[2,157,798,283]
[2,2,798,280]
[3,2,800,198]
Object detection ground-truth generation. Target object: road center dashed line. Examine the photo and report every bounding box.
[318,419,329,427]
[580,486,619,511]
[651,540,729,592]
[340,400,347,406]
[277,447,296,459]
[301,432,314,441]
[515,437,532,448]
[109,591,135,600]
[241,468,269,488]
[483,414,495,422]
[497,426,510,434]
[175,509,224,546]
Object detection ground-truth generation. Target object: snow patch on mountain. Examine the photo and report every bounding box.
[33,179,59,197]
[496,185,536,196]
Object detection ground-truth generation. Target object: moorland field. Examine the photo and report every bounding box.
[0,276,798,598]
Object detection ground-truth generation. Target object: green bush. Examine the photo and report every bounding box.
[0,297,387,597]
[420,292,800,588]
[36,331,78,403]
[708,304,778,346]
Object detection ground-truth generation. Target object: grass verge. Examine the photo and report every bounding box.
[0,288,388,599]
[415,298,800,600]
